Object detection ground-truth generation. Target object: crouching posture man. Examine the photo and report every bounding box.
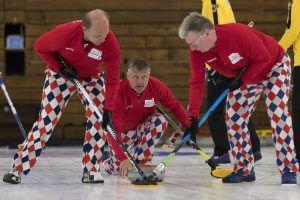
[103,58,197,178]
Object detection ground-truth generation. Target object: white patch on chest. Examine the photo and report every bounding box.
[88,48,102,60]
[228,53,243,64]
[144,98,155,107]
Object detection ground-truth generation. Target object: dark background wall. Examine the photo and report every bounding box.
[0,0,291,146]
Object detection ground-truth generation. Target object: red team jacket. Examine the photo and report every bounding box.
[109,77,191,161]
[34,20,120,111]
[188,23,285,118]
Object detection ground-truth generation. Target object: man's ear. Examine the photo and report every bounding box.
[82,26,87,32]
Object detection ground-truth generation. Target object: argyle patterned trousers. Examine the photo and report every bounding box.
[12,69,106,174]
[226,53,298,175]
[104,113,168,174]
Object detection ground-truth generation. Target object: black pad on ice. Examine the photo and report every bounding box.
[127,165,165,184]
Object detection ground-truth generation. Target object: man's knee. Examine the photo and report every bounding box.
[151,113,168,130]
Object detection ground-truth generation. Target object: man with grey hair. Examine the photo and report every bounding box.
[3,9,120,184]
[201,0,261,165]
[179,12,298,184]
[102,58,195,177]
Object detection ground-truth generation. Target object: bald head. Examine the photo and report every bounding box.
[82,9,110,45]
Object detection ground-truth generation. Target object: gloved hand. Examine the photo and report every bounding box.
[183,117,198,143]
[207,69,222,86]
[59,66,78,80]
[102,109,112,131]
[229,77,243,92]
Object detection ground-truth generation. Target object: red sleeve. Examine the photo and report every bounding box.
[34,25,68,72]
[112,83,123,135]
[188,49,206,119]
[154,79,191,127]
[107,132,127,162]
[103,31,121,111]
[109,83,127,161]
[237,30,272,83]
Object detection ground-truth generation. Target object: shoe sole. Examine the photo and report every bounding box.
[3,180,20,184]
[82,179,104,184]
[222,175,255,183]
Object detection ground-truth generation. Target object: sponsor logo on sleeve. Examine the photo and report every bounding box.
[126,105,133,109]
[65,47,74,52]
[206,57,217,63]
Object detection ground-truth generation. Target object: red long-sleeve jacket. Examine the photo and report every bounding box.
[188,23,285,118]
[34,20,120,111]
[108,77,191,161]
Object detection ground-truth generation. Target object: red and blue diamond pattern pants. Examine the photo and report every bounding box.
[13,69,106,174]
[226,54,298,175]
[105,113,167,174]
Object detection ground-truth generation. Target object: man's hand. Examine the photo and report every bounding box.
[102,109,112,131]
[119,159,131,177]
[59,66,78,80]
[229,78,243,92]
[183,117,198,143]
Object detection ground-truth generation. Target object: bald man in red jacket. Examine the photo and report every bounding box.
[3,9,120,184]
